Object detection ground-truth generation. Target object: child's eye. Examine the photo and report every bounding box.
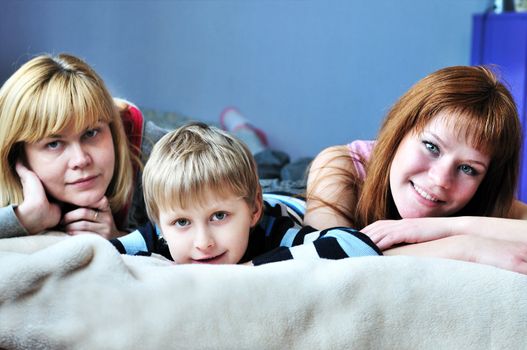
[211,212,228,221]
[173,218,190,227]
[459,164,477,176]
[46,140,61,150]
[423,141,440,155]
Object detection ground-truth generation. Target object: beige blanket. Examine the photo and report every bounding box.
[0,233,526,350]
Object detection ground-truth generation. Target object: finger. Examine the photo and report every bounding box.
[66,225,112,239]
[62,208,100,225]
[375,237,394,250]
[15,161,30,181]
[64,219,100,233]
[15,162,42,193]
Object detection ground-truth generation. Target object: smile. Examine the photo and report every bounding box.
[412,182,442,203]
[192,252,226,264]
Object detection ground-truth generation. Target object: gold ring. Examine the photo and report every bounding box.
[93,210,99,221]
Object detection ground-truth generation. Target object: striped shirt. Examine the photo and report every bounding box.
[110,193,381,265]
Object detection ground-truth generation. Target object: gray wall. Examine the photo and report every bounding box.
[0,0,490,160]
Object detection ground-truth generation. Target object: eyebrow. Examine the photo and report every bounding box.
[427,131,489,169]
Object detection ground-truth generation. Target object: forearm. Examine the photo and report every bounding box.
[384,234,527,274]
[383,235,468,260]
[446,216,527,243]
[0,205,30,238]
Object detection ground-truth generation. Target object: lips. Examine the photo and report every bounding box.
[411,182,444,203]
[192,252,226,264]
[67,175,98,185]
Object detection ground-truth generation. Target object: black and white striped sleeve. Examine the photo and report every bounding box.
[109,221,160,256]
[251,226,382,266]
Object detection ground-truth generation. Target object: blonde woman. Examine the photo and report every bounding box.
[0,53,167,238]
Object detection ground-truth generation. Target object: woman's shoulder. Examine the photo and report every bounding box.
[347,140,375,158]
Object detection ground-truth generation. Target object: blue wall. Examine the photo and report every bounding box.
[0,0,490,160]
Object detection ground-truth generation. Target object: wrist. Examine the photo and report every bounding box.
[449,235,476,262]
[14,203,42,235]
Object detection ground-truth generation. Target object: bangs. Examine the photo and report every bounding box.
[447,108,496,156]
[409,66,520,161]
[18,71,114,143]
[150,149,256,214]
[156,160,253,212]
[413,106,512,159]
[157,180,247,215]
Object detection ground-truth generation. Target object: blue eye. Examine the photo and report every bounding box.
[459,164,477,176]
[46,141,61,149]
[174,218,190,227]
[423,141,439,155]
[211,212,228,221]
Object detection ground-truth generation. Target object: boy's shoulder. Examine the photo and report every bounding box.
[262,193,305,225]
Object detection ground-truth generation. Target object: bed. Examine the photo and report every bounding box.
[1,107,526,349]
[1,233,526,349]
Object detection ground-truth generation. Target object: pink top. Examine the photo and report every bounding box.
[346,140,375,179]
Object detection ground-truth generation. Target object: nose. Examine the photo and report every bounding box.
[428,160,453,189]
[194,227,215,251]
[68,143,92,169]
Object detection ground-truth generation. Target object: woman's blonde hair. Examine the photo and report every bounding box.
[0,53,134,213]
[355,65,521,226]
[143,122,262,225]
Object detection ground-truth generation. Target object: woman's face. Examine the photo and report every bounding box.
[23,121,115,208]
[389,112,490,218]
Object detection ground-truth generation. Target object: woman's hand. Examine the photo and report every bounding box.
[61,196,120,239]
[362,217,453,250]
[14,162,62,234]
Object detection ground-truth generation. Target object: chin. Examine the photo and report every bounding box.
[396,206,428,219]
[61,193,106,208]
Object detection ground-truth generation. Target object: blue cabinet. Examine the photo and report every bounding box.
[472,13,527,201]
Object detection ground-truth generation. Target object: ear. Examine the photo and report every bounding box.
[250,189,264,227]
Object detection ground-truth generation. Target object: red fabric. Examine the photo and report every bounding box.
[114,104,144,230]
[120,104,144,160]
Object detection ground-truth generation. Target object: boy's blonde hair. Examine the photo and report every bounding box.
[143,122,262,224]
[0,53,134,212]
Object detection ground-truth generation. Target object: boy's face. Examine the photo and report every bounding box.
[158,191,262,264]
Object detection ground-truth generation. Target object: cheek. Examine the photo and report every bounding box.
[26,155,62,186]
[225,221,251,255]
[163,232,186,260]
[454,181,481,204]
[391,151,428,182]
[98,137,116,171]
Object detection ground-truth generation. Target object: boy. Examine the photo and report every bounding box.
[111,122,381,265]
